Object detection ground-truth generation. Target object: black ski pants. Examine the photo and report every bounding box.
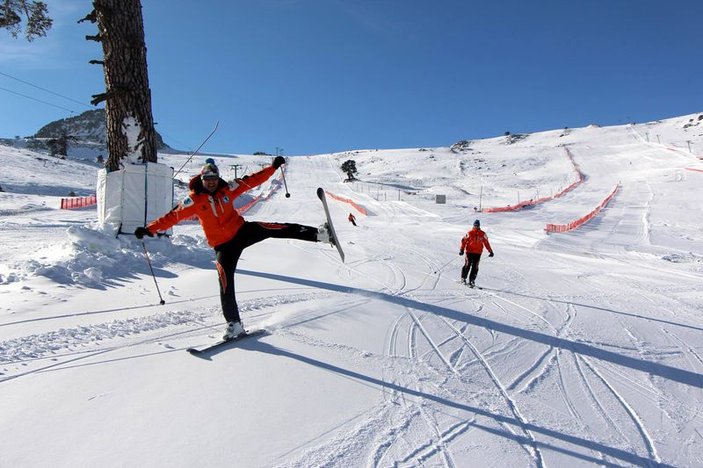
[461,253,482,283]
[214,221,318,323]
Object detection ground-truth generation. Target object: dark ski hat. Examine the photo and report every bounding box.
[473,219,481,227]
[200,162,219,180]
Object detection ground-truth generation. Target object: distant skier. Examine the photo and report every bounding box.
[134,157,335,340]
[348,212,357,226]
[459,219,494,287]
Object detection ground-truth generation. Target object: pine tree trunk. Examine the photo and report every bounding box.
[94,0,157,171]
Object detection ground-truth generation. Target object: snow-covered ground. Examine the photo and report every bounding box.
[1,114,702,467]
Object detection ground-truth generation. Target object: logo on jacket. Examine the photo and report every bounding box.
[223,196,230,204]
[181,197,194,207]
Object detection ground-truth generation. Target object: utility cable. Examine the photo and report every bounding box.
[0,85,77,114]
[0,70,92,109]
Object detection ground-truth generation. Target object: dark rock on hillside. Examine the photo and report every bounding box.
[35,109,169,149]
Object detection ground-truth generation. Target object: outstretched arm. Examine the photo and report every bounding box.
[231,165,277,197]
[147,199,199,234]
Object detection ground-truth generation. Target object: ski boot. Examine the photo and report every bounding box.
[223,321,245,340]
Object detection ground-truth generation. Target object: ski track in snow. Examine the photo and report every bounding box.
[383,312,462,467]
[661,328,703,371]
[365,260,546,465]
[579,355,662,464]
[436,314,544,466]
[0,292,327,381]
[305,215,680,467]
[276,320,463,467]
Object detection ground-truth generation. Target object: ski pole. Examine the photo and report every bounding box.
[433,255,460,274]
[140,240,166,305]
[280,166,290,198]
[173,121,219,179]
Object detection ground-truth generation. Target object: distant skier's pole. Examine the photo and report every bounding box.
[281,167,290,198]
[140,240,166,305]
[173,121,219,179]
[434,256,460,274]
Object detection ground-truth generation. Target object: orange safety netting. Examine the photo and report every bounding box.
[545,184,619,233]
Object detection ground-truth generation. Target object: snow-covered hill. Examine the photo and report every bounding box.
[0,108,171,162]
[1,114,702,467]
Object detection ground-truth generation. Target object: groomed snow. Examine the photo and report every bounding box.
[1,114,702,467]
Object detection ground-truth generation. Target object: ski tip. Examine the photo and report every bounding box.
[316,187,324,198]
[186,348,202,355]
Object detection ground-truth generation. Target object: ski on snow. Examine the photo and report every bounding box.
[317,187,345,262]
[458,280,483,290]
[186,329,265,357]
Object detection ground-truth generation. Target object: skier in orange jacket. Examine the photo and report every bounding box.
[459,219,494,287]
[134,157,335,340]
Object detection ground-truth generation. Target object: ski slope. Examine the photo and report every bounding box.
[1,115,702,467]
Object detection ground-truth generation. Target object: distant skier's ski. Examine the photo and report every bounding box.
[187,330,263,356]
[317,187,345,262]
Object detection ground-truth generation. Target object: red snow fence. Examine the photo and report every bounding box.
[685,167,703,173]
[545,184,620,234]
[236,195,262,215]
[60,194,97,210]
[484,147,585,213]
[324,190,368,215]
[233,173,283,214]
[484,194,554,213]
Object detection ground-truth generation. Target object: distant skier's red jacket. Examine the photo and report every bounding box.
[460,227,493,255]
[147,165,276,248]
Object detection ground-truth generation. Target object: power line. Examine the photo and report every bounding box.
[0,85,77,114]
[0,70,92,109]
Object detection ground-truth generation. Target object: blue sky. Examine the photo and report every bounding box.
[1,0,701,155]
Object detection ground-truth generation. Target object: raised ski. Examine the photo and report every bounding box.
[317,187,345,262]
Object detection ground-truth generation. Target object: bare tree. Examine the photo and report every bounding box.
[81,0,158,171]
[0,0,52,41]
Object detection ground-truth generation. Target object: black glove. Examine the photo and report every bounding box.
[489,252,494,257]
[134,227,154,239]
[272,156,286,169]
[459,250,464,256]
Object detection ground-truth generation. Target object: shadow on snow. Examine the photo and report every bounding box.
[240,268,703,390]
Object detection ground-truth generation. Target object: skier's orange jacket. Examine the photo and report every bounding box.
[147,165,276,248]
[460,227,494,255]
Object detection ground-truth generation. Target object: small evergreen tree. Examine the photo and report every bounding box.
[341,160,358,181]
[26,138,45,152]
[47,130,76,158]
